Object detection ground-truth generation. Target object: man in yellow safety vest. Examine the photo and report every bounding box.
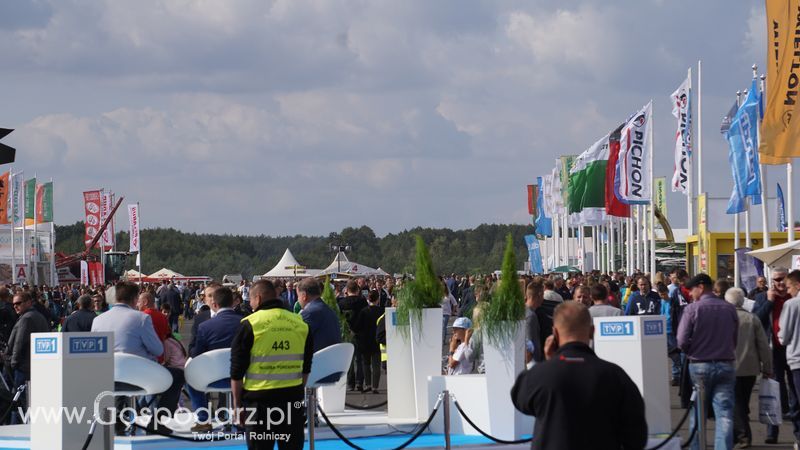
[231,280,314,449]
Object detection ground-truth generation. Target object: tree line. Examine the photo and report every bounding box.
[54,222,533,280]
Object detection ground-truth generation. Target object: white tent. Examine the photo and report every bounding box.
[263,248,320,278]
[747,240,800,268]
[320,252,378,276]
[374,267,389,276]
[123,269,145,280]
[148,268,184,279]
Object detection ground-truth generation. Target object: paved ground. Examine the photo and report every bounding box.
[177,317,799,449]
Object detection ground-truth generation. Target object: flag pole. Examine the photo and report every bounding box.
[627,216,633,274]
[137,202,142,284]
[20,173,26,285]
[789,163,795,242]
[9,169,14,285]
[553,213,560,269]
[32,173,38,287]
[697,60,704,197]
[609,219,615,273]
[49,178,55,286]
[649,100,657,281]
[687,66,695,235]
[734,210,740,288]
[755,68,770,251]
[635,206,641,272]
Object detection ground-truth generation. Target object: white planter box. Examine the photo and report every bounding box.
[385,307,417,420]
[482,320,533,440]
[409,307,444,421]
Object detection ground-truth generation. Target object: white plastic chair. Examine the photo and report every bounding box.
[113,352,173,397]
[307,343,354,417]
[184,348,232,394]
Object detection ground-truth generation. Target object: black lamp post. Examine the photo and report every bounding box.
[329,244,352,273]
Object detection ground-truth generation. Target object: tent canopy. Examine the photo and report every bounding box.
[123,269,145,280]
[374,267,389,276]
[320,252,378,276]
[747,240,800,268]
[143,267,210,283]
[148,268,184,279]
[263,249,320,278]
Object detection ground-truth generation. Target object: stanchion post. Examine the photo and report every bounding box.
[443,390,451,450]
[695,382,707,450]
[307,388,316,450]
[103,408,113,450]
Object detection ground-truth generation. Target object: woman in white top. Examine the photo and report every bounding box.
[442,281,458,343]
[447,318,475,375]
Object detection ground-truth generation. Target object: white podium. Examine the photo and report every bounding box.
[30,332,114,450]
[593,316,671,435]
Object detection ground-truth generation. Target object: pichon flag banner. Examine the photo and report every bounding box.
[615,102,653,204]
[605,124,630,217]
[759,0,800,165]
[671,76,692,194]
[83,190,102,249]
[101,192,114,251]
[128,204,140,253]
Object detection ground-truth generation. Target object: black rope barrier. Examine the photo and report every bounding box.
[0,385,25,425]
[345,400,388,410]
[130,420,241,442]
[645,400,694,450]
[451,399,532,445]
[316,393,443,450]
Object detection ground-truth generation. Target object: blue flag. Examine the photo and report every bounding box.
[778,183,787,232]
[726,79,762,207]
[534,177,552,237]
[524,235,544,274]
[720,100,738,135]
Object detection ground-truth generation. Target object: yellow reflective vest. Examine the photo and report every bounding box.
[242,307,309,391]
[377,313,387,362]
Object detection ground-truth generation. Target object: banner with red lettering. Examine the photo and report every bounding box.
[83,190,102,249]
[0,172,10,225]
[101,192,114,251]
[128,204,140,253]
[89,261,104,286]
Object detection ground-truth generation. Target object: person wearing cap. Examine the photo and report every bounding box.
[447,317,474,375]
[677,273,739,450]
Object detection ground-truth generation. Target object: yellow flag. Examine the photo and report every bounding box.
[760,0,800,164]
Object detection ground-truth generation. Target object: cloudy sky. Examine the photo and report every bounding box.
[0,0,778,236]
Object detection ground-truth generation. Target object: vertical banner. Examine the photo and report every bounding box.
[527,185,537,215]
[80,260,89,286]
[524,235,544,274]
[671,77,692,193]
[605,124,630,217]
[0,171,9,225]
[88,261,104,286]
[101,192,115,251]
[698,193,708,273]
[9,172,23,226]
[128,204,140,253]
[778,183,787,232]
[24,177,35,225]
[736,248,762,294]
[83,190,102,249]
[759,0,800,165]
[615,102,653,204]
[37,182,53,223]
[559,155,577,206]
[654,177,667,218]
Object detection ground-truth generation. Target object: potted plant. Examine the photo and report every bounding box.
[477,233,530,440]
[391,236,444,420]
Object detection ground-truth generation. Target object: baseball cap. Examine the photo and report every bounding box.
[685,273,713,289]
[450,317,472,329]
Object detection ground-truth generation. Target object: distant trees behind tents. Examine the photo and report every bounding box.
[54,222,531,281]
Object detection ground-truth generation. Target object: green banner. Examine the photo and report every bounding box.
[39,182,53,223]
[24,178,35,220]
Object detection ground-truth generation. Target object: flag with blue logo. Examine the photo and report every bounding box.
[778,183,787,232]
[534,177,552,237]
[726,185,746,214]
[726,80,762,208]
[524,235,544,274]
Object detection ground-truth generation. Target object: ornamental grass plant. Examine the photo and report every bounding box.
[396,236,443,336]
[478,233,525,346]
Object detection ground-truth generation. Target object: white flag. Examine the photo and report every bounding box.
[8,172,23,226]
[101,192,115,250]
[128,204,140,253]
[616,102,653,204]
[671,77,692,194]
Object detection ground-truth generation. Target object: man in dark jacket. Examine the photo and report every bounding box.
[160,283,182,332]
[298,278,341,353]
[511,301,647,450]
[0,288,16,344]
[352,290,383,393]
[625,276,660,316]
[338,280,367,391]
[188,284,217,356]
[62,295,96,332]
[7,291,50,423]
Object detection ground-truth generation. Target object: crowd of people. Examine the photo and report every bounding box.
[0,266,794,449]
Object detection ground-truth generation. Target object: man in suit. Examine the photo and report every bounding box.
[299,278,341,353]
[91,281,164,434]
[189,285,242,432]
[188,283,219,356]
[281,281,297,310]
[91,281,163,360]
[62,295,96,332]
[7,291,49,423]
